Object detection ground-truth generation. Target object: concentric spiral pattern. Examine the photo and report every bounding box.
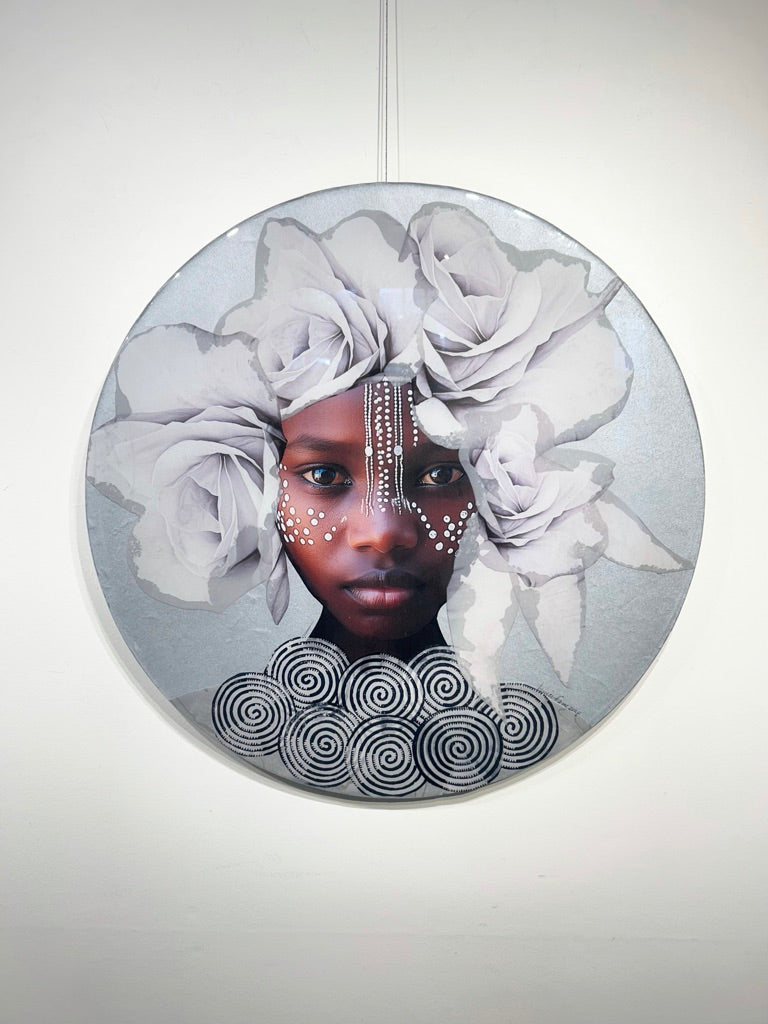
[278,705,358,788]
[498,685,559,769]
[409,647,473,716]
[266,638,348,708]
[211,641,565,797]
[415,707,503,792]
[338,656,424,719]
[212,673,295,757]
[347,717,425,798]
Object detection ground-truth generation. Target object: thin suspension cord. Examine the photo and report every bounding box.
[377,0,399,182]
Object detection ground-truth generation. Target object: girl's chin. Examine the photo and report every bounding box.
[314,608,445,653]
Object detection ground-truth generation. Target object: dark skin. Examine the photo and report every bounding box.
[277,382,476,663]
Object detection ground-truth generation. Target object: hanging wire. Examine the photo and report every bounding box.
[377,0,399,182]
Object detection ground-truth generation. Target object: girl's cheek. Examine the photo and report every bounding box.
[410,498,476,555]
[276,467,343,547]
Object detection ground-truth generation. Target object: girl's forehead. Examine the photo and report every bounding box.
[281,381,458,461]
[281,384,369,442]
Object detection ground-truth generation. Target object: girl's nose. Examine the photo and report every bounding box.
[346,501,419,553]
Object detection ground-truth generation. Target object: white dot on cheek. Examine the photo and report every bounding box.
[435,542,444,551]
[324,533,333,542]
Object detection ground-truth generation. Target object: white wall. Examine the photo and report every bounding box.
[3,1,766,1022]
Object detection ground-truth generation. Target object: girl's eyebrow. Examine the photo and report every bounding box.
[283,434,353,456]
[285,433,462,461]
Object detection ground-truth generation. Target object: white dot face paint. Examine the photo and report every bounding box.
[276,400,477,561]
[411,498,476,557]
[276,464,344,547]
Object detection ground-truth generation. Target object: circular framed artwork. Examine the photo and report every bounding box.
[86,183,704,801]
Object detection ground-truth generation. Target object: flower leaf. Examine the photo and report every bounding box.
[443,522,518,713]
[514,574,586,684]
[597,493,693,572]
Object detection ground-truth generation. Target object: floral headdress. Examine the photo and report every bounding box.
[88,203,690,709]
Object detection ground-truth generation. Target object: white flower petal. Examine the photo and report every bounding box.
[251,218,340,298]
[412,396,466,447]
[87,419,162,510]
[597,493,693,572]
[509,317,632,444]
[88,408,272,509]
[208,552,271,609]
[497,502,608,584]
[132,509,214,607]
[443,522,517,713]
[515,574,586,683]
[265,552,291,624]
[318,213,423,352]
[115,324,275,423]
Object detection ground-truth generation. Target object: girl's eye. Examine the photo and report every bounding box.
[301,466,351,487]
[418,465,465,487]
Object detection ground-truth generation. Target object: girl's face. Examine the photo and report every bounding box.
[277,381,475,643]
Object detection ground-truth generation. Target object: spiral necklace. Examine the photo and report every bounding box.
[212,637,559,799]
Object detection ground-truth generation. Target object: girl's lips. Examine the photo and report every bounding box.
[342,570,424,611]
[344,586,420,611]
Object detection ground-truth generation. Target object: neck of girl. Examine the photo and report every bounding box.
[311,610,447,664]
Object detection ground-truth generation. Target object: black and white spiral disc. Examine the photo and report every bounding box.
[338,655,424,719]
[347,716,426,798]
[414,707,503,792]
[498,684,559,770]
[409,646,473,716]
[212,673,295,757]
[266,637,348,708]
[278,705,358,789]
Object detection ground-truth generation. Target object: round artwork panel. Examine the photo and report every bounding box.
[86,183,704,801]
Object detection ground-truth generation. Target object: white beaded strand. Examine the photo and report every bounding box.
[392,382,408,511]
[363,382,375,516]
[407,385,419,448]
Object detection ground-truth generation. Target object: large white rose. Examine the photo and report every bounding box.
[88,321,289,615]
[407,205,631,447]
[218,213,427,417]
[89,405,287,615]
[468,406,613,585]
